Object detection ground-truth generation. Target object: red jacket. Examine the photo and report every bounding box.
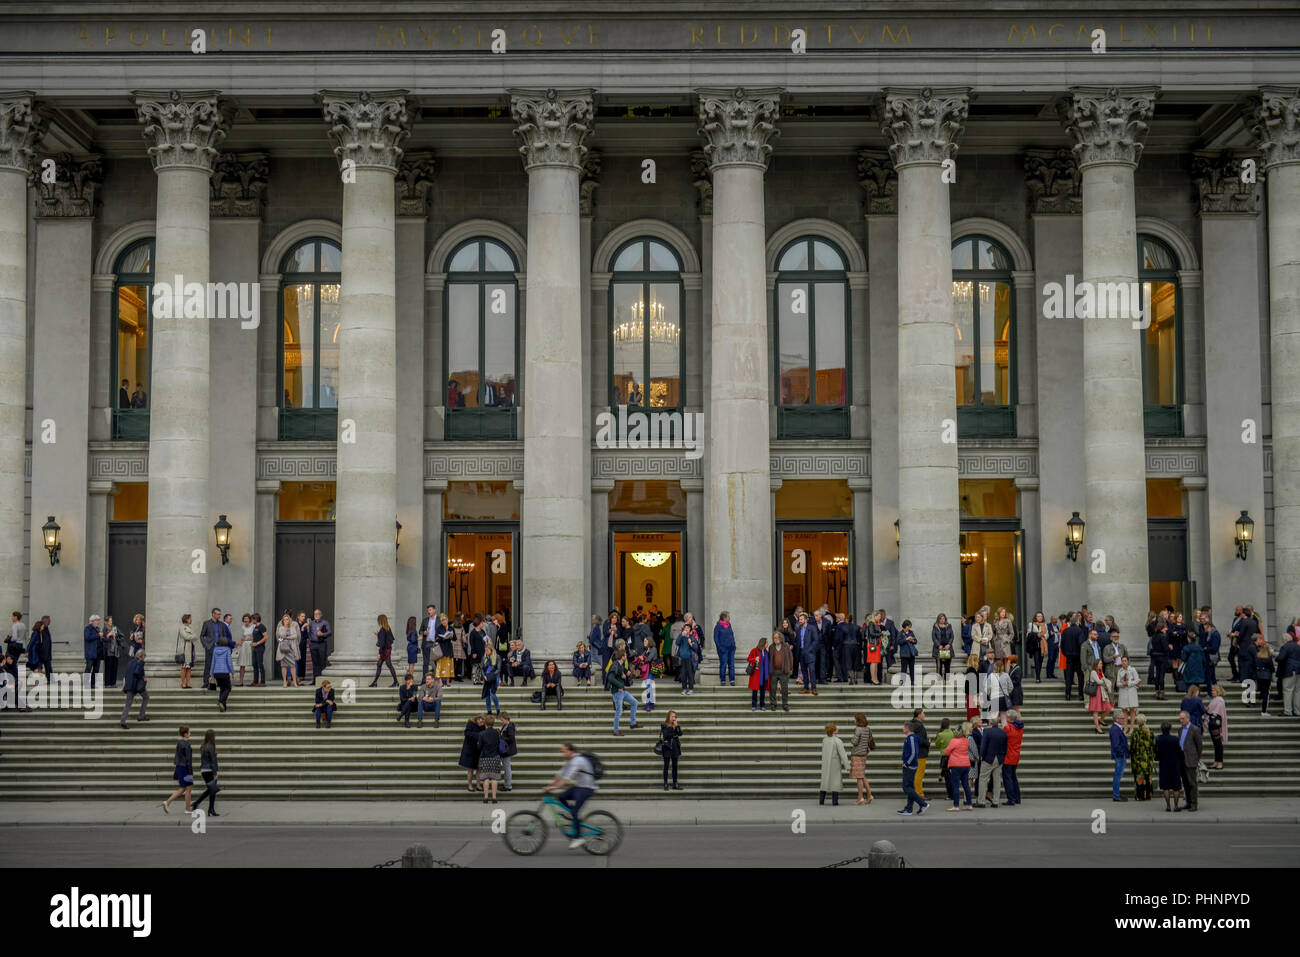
[747,647,769,691]
[1004,722,1024,765]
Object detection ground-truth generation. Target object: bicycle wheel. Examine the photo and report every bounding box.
[503,811,548,856]
[579,810,624,856]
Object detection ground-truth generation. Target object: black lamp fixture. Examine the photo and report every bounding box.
[213,514,232,565]
[1235,510,1254,561]
[1065,511,1085,562]
[396,518,403,552]
[41,515,61,566]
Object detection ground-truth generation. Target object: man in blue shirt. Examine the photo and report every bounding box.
[897,721,930,815]
[1109,714,1129,801]
[796,612,820,695]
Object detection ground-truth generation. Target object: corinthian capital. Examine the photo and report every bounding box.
[395,151,435,215]
[0,92,47,174]
[134,90,233,173]
[1059,86,1158,169]
[689,150,713,213]
[1192,151,1260,215]
[881,87,970,168]
[209,151,268,217]
[579,150,601,216]
[35,153,102,217]
[1024,147,1081,214]
[857,149,897,214]
[510,89,594,172]
[1249,86,1300,170]
[319,90,412,173]
[696,88,781,170]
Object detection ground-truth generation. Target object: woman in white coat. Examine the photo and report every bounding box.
[819,721,851,807]
[1116,654,1141,733]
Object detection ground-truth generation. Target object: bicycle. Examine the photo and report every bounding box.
[503,794,624,857]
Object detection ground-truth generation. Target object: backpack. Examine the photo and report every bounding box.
[581,751,605,781]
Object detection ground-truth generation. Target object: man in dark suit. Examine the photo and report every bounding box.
[1177,709,1203,811]
[118,379,130,409]
[199,608,229,690]
[82,615,103,689]
[815,609,835,682]
[877,609,899,673]
[1109,712,1129,801]
[834,613,857,683]
[306,609,331,683]
[119,650,151,728]
[795,612,820,695]
[1060,613,1086,701]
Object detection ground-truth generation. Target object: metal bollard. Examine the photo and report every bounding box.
[868,839,901,868]
[402,844,434,868]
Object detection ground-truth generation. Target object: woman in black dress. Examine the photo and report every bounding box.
[370,613,398,687]
[162,725,194,813]
[659,710,684,791]
[459,714,485,792]
[1155,720,1184,811]
[193,730,221,816]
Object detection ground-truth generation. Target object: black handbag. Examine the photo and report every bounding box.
[530,690,542,703]
[173,636,185,666]
[745,661,755,676]
[653,728,666,756]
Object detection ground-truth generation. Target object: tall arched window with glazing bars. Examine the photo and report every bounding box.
[608,237,684,414]
[774,236,850,439]
[1138,234,1183,437]
[278,238,342,440]
[951,236,1016,437]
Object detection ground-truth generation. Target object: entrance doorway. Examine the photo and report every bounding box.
[107,522,147,627]
[959,524,1025,653]
[445,528,516,623]
[274,522,335,679]
[611,529,683,619]
[776,526,852,623]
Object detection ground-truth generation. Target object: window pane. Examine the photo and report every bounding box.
[977,240,1009,270]
[1142,239,1175,271]
[778,281,810,405]
[779,241,809,271]
[648,240,678,271]
[613,243,643,272]
[951,239,973,270]
[449,243,479,272]
[813,241,844,271]
[1143,280,1178,405]
[117,284,150,409]
[978,282,1011,405]
[447,283,480,408]
[611,283,643,405]
[648,282,681,407]
[117,243,152,275]
[483,240,514,272]
[483,284,516,407]
[814,283,846,405]
[283,284,314,409]
[284,242,316,273]
[319,241,341,273]
[953,282,975,405]
[318,284,340,408]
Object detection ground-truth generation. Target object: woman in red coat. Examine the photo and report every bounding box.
[747,637,771,712]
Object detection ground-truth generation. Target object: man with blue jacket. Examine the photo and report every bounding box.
[119,650,151,728]
[897,721,930,815]
[83,614,103,689]
[795,612,820,695]
[713,612,736,686]
[977,716,1008,807]
[1109,712,1129,801]
[1278,625,1300,716]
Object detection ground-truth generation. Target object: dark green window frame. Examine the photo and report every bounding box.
[277,238,342,441]
[952,235,1017,438]
[607,238,686,430]
[1138,234,1184,438]
[444,238,520,441]
[774,236,851,439]
[111,238,154,441]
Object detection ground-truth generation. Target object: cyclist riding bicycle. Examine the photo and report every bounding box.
[543,742,598,849]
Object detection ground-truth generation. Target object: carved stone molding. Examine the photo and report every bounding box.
[957,450,1037,478]
[0,93,45,173]
[90,446,148,481]
[257,450,336,481]
[857,149,897,214]
[1191,151,1261,214]
[395,150,435,215]
[509,88,594,172]
[593,449,703,480]
[689,149,713,214]
[579,149,601,216]
[1059,86,1158,169]
[319,89,411,173]
[427,448,524,481]
[209,151,267,217]
[1248,86,1300,170]
[134,90,233,173]
[35,152,101,217]
[771,447,869,479]
[1024,147,1081,215]
[1145,444,1206,477]
[696,87,782,170]
[881,87,970,168]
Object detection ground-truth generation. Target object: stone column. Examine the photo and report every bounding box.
[86,481,114,629]
[591,478,614,613]
[0,94,43,615]
[1015,477,1042,618]
[849,478,873,616]
[89,272,116,441]
[681,478,705,615]
[1251,87,1300,623]
[253,480,279,618]
[1181,476,1211,608]
[692,151,715,617]
[697,87,781,645]
[422,479,446,613]
[510,89,593,658]
[1192,151,1268,618]
[1060,86,1158,637]
[319,90,411,672]
[860,150,900,613]
[882,87,970,630]
[134,90,232,641]
[1026,148,1086,615]
[29,153,99,637]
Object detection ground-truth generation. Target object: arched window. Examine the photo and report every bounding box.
[1138,235,1183,436]
[774,237,849,438]
[609,238,683,411]
[112,238,154,440]
[445,238,519,440]
[278,238,341,440]
[951,236,1016,436]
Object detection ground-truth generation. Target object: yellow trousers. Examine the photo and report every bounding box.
[914,758,927,798]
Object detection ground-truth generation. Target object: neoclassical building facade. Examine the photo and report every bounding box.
[1,3,1297,668]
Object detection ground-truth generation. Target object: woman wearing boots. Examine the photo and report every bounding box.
[370,613,398,687]
[177,614,196,689]
[819,722,850,806]
[849,712,875,805]
[276,612,300,688]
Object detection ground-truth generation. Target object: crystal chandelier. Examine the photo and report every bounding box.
[613,298,679,345]
[951,280,991,305]
[293,283,340,304]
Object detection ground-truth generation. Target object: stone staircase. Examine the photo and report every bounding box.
[2,677,1296,800]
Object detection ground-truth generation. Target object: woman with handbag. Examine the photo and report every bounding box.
[1205,684,1227,769]
[746,636,770,711]
[481,644,501,715]
[162,725,194,813]
[275,613,300,688]
[435,615,455,685]
[176,614,196,688]
[129,614,146,658]
[864,620,883,685]
[1087,660,1114,733]
[932,614,955,679]
[1116,654,1141,733]
[369,613,398,687]
[1046,615,1061,680]
[477,714,503,804]
[101,617,121,687]
[1026,612,1046,681]
[194,730,221,816]
[657,710,683,791]
[849,712,875,805]
[404,616,419,679]
[236,614,254,686]
[459,714,484,792]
